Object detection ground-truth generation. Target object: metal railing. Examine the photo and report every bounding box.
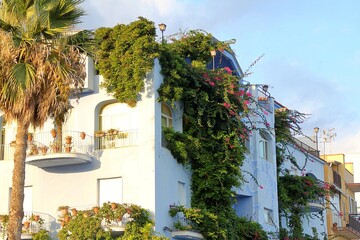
[349,214,360,234]
[95,130,138,150]
[333,170,342,189]
[292,137,319,157]
[0,211,57,239]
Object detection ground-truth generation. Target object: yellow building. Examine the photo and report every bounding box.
[323,154,360,239]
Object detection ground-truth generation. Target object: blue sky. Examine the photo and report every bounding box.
[80,0,360,155]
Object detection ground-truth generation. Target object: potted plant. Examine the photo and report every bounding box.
[29,143,38,155]
[40,146,48,155]
[80,131,86,140]
[28,133,33,142]
[65,136,72,144]
[51,129,57,138]
[71,208,78,217]
[23,220,30,229]
[94,130,105,138]
[58,206,69,217]
[50,141,61,153]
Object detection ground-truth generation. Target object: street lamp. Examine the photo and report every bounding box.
[158,23,167,43]
[314,127,319,153]
[210,50,216,70]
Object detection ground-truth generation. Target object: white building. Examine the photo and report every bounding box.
[0,51,280,238]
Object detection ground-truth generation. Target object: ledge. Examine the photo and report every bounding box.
[26,152,93,168]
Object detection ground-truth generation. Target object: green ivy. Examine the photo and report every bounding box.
[95,17,159,106]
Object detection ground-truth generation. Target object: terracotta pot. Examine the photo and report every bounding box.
[93,206,99,214]
[80,132,86,140]
[34,215,40,222]
[65,146,72,153]
[51,129,57,138]
[65,137,72,144]
[64,215,71,223]
[71,209,78,216]
[41,147,48,155]
[111,203,117,210]
[27,134,33,142]
[24,221,30,229]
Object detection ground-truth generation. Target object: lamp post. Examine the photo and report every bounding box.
[158,23,166,43]
[314,127,319,154]
[210,50,216,70]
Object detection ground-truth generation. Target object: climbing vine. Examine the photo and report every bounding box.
[275,108,335,239]
[94,17,269,239]
[95,17,159,106]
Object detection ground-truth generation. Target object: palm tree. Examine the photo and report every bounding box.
[0,0,91,239]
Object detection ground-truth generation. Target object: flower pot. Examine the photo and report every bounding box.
[111,203,117,210]
[41,147,48,155]
[34,215,40,222]
[93,206,99,214]
[65,146,72,153]
[27,134,33,142]
[65,136,72,144]
[71,208,78,216]
[51,129,57,138]
[80,132,86,140]
[23,221,30,229]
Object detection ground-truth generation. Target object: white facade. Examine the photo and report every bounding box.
[0,52,284,238]
[0,58,191,239]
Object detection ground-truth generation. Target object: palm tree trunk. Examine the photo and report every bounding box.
[7,120,29,240]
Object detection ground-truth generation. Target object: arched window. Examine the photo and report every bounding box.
[161,103,172,128]
[161,103,172,147]
[100,103,139,131]
[259,131,268,160]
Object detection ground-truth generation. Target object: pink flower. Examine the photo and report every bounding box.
[246,92,252,97]
[243,100,250,106]
[237,90,244,96]
[265,122,270,127]
[209,81,215,86]
[223,102,231,108]
[259,185,264,189]
[224,67,232,74]
[339,212,344,217]
[229,145,235,149]
[263,110,268,115]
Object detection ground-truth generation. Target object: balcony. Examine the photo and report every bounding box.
[307,198,325,212]
[171,212,204,240]
[292,138,319,157]
[332,214,360,238]
[0,211,56,239]
[0,131,95,168]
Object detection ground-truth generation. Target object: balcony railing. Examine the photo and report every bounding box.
[333,170,342,189]
[292,138,319,157]
[0,131,94,161]
[349,214,360,233]
[94,130,138,150]
[333,214,360,238]
[171,212,204,240]
[0,211,57,239]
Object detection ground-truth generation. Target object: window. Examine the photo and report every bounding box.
[161,103,172,128]
[259,131,268,160]
[161,103,172,147]
[264,208,274,224]
[178,181,186,206]
[100,103,139,131]
[98,178,122,206]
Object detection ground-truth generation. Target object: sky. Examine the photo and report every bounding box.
[79,0,360,155]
